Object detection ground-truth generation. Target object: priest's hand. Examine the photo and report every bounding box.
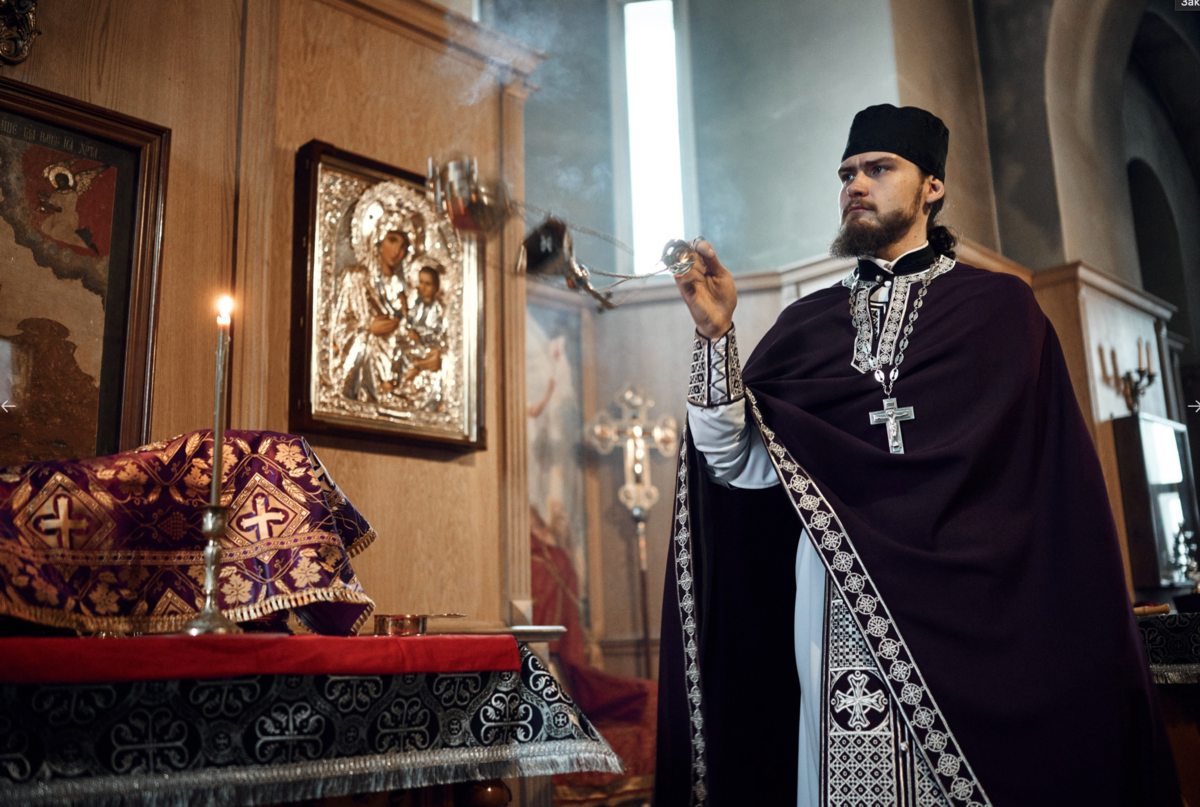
[675,239,736,340]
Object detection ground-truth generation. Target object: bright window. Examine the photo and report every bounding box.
[623,0,686,273]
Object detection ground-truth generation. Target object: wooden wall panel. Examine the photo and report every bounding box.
[255,0,533,627]
[4,0,243,441]
[7,0,540,631]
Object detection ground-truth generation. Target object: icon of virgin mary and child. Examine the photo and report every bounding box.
[329,182,450,412]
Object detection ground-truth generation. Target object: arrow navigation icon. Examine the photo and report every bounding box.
[0,401,12,412]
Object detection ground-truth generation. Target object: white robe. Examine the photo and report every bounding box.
[685,243,928,807]
[687,400,824,807]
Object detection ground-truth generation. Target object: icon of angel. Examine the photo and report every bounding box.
[36,159,111,254]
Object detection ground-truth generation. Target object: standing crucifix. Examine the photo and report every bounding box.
[869,397,915,454]
[586,387,678,679]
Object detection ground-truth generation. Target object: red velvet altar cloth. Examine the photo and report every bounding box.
[0,633,520,684]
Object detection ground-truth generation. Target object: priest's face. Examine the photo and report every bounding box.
[830,152,942,258]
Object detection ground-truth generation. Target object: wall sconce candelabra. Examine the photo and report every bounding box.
[1122,338,1157,414]
[586,387,678,678]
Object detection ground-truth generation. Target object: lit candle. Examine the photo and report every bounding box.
[1138,339,1144,372]
[1147,339,1153,376]
[210,296,233,507]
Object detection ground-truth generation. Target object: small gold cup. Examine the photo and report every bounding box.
[373,613,465,636]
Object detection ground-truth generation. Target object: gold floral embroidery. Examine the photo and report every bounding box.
[120,565,150,589]
[289,557,322,588]
[88,483,115,510]
[0,553,24,577]
[317,544,342,573]
[116,462,145,496]
[184,465,211,494]
[274,443,305,470]
[31,575,58,605]
[221,445,237,480]
[89,583,119,615]
[11,481,31,513]
[221,572,253,604]
[115,461,148,483]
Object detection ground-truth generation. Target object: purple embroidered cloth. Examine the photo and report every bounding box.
[0,430,376,635]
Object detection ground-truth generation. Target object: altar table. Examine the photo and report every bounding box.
[0,634,622,806]
[1138,612,1200,684]
[1138,613,1200,805]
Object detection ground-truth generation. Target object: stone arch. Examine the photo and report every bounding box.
[1127,159,1191,348]
[1122,7,1200,362]
[1127,9,1200,194]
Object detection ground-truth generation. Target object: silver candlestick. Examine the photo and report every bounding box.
[183,505,240,635]
[183,296,241,636]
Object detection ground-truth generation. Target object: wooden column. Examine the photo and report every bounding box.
[1033,262,1176,594]
[500,75,532,625]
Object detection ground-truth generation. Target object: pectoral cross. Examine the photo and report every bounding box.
[869,397,915,454]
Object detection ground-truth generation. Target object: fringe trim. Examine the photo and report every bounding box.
[347,528,377,559]
[0,586,375,636]
[553,774,654,805]
[349,598,376,635]
[1,740,624,807]
[1150,663,1200,685]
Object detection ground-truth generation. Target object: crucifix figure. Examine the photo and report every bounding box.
[586,387,678,678]
[869,397,915,454]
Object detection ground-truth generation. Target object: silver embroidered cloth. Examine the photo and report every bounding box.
[0,644,622,807]
[686,327,744,408]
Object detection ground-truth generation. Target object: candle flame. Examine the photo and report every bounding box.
[216,295,234,326]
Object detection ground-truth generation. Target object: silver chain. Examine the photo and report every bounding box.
[513,200,635,256]
[850,257,948,397]
[513,200,695,288]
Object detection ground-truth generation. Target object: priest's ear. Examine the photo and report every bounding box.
[923,174,945,211]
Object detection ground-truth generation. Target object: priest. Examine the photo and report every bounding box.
[654,104,1180,807]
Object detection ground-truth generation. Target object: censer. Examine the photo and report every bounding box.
[427,157,704,310]
[520,220,704,310]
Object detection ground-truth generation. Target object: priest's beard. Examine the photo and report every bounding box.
[830,188,923,259]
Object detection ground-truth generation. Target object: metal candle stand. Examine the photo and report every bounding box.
[587,387,678,679]
[183,505,241,635]
[1122,338,1157,414]
[182,296,242,636]
[1121,367,1157,414]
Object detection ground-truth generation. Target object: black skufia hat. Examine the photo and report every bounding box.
[842,104,949,181]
